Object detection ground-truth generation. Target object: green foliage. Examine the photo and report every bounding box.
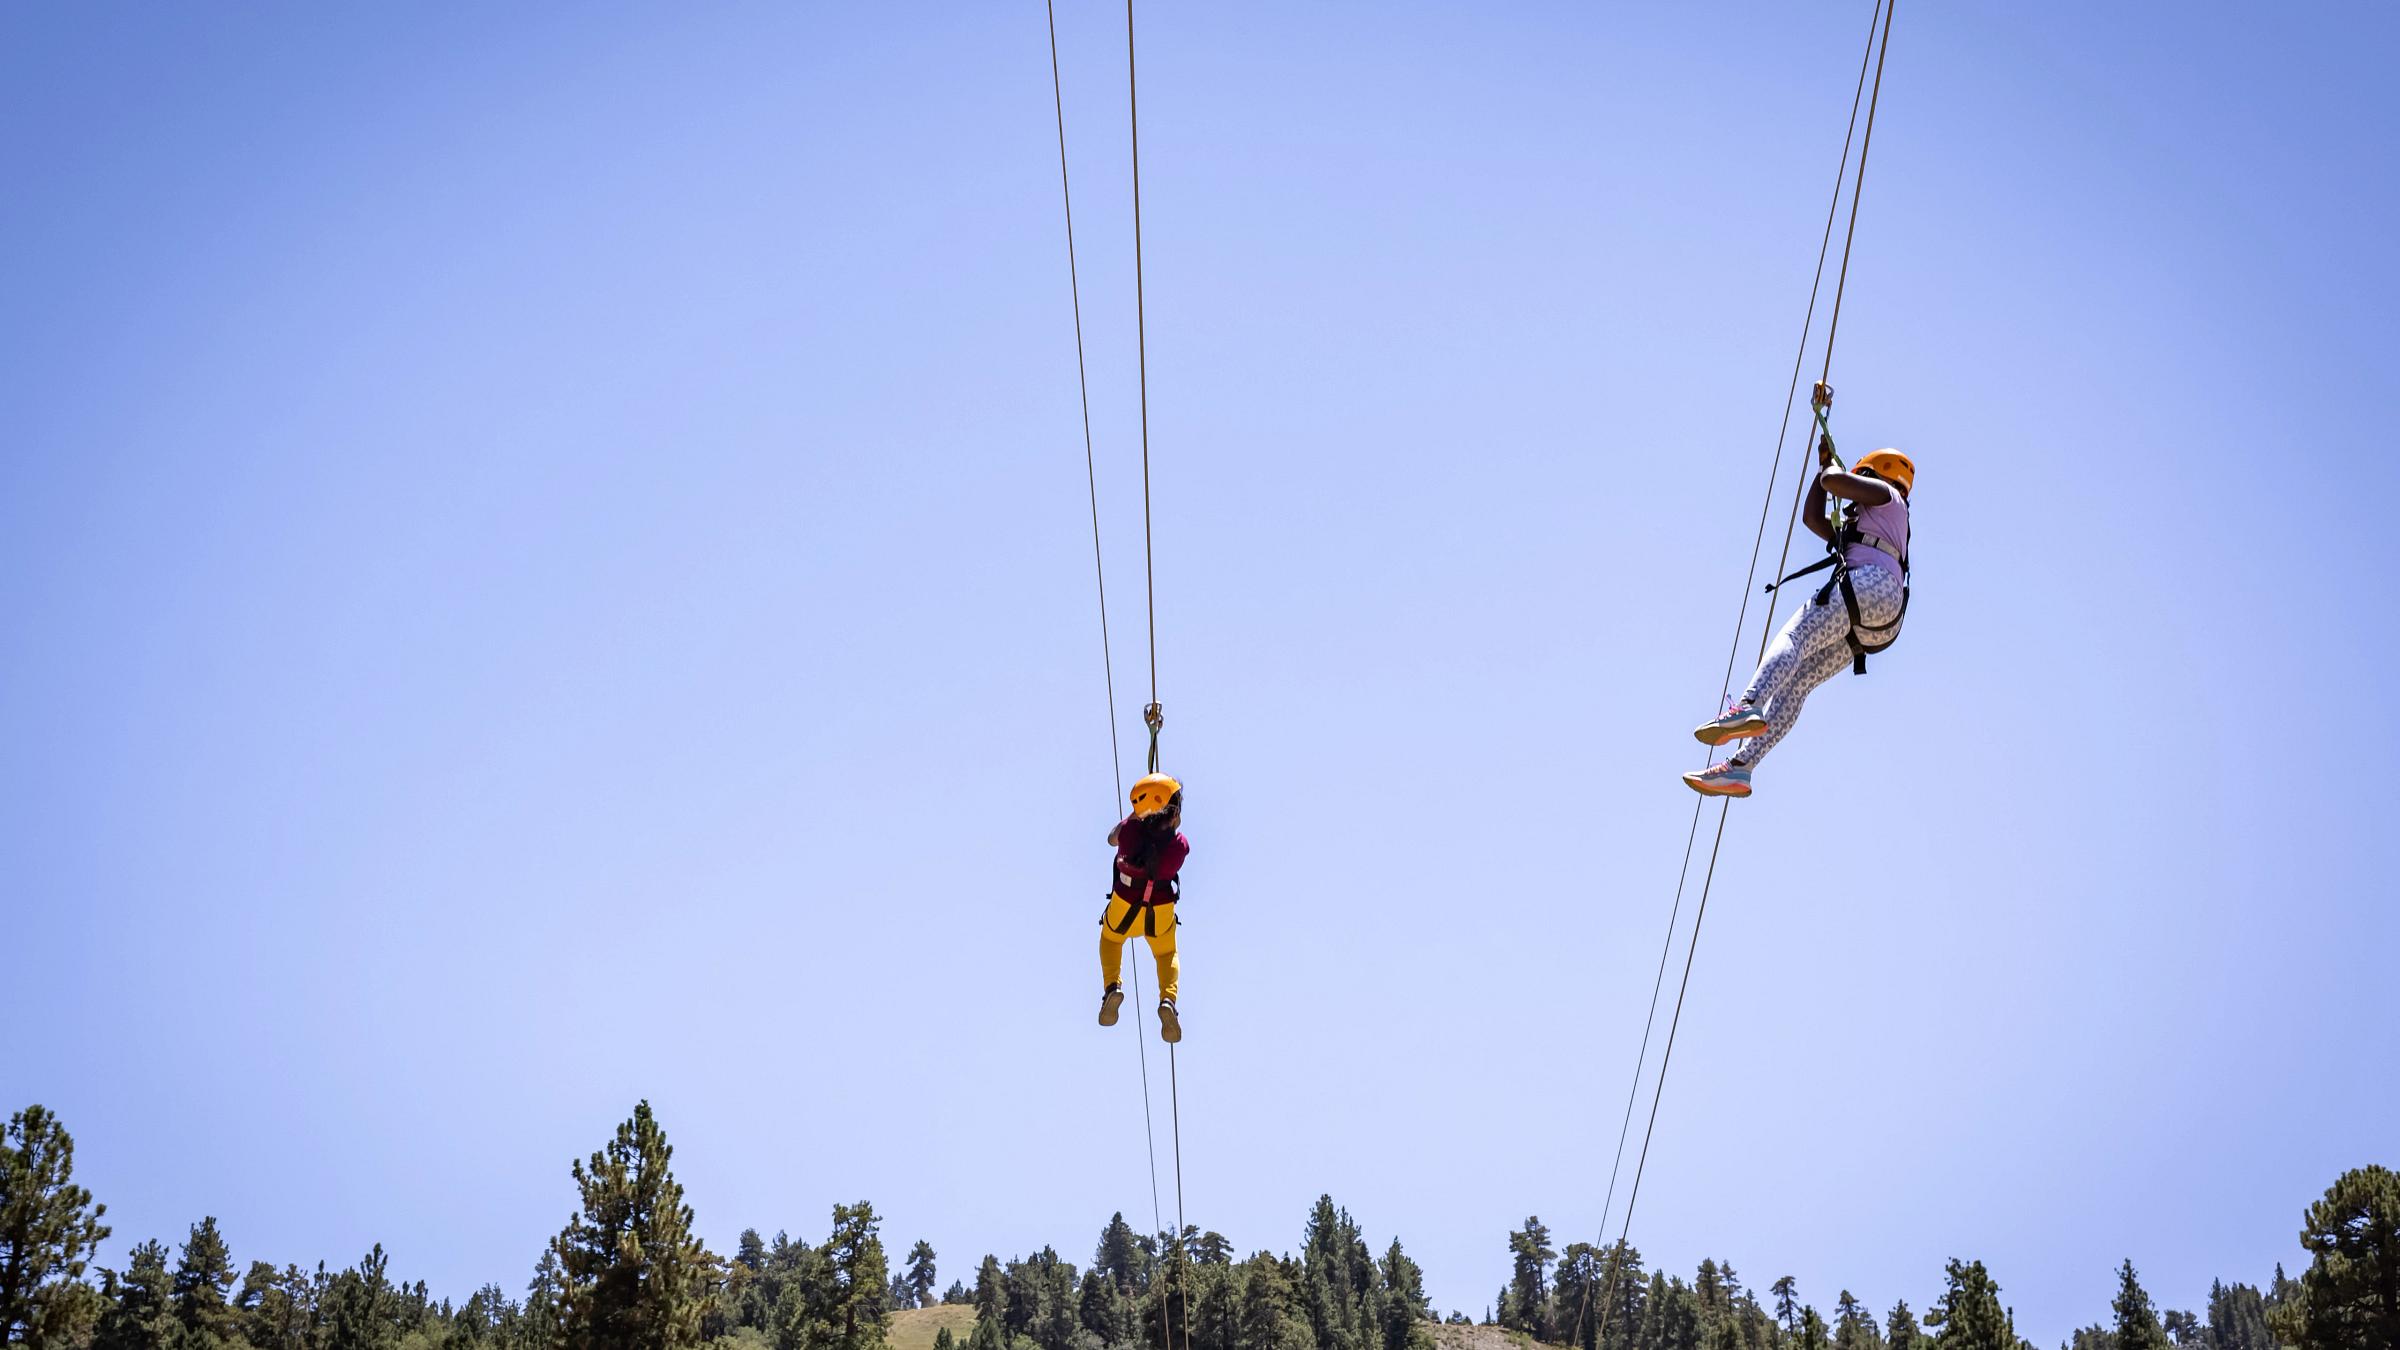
[1635,1274,1701,1350]
[9,1099,2394,1350]
[552,1102,716,1350]
[1374,1241,1430,1350]
[1233,1254,1308,1350]
[961,1313,1000,1350]
[2110,1262,2170,1350]
[1885,1300,1923,1350]
[2202,1281,2272,1350]
[1771,1278,1801,1336]
[1500,1219,1554,1343]
[1828,1291,1880,1350]
[1,1104,112,1350]
[998,1248,1077,1350]
[234,1262,311,1350]
[2271,1164,2400,1350]
[322,1245,397,1350]
[903,1248,937,1314]
[1299,1199,1371,1350]
[1551,1245,1602,1350]
[1925,1261,2008,1350]
[813,1204,890,1350]
[1091,1220,1147,1299]
[95,1241,176,1350]
[1075,1269,1129,1349]
[172,1219,241,1350]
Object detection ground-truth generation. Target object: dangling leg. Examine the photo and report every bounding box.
[1687,595,1852,797]
[1148,903,1181,1043]
[1097,898,1129,1026]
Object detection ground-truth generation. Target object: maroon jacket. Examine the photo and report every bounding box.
[1112,815,1189,906]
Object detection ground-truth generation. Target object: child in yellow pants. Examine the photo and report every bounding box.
[1098,773,1187,1043]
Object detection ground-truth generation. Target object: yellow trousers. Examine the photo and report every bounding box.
[1098,895,1178,1002]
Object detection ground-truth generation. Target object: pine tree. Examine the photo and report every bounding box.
[320,1247,396,1350]
[1797,1307,1830,1350]
[1552,1245,1603,1350]
[1593,1243,1645,1350]
[973,1259,1005,1327]
[904,1245,937,1312]
[552,1102,715,1350]
[931,1330,954,1350]
[1885,1300,1922,1350]
[1,1105,112,1350]
[2109,1262,2169,1350]
[964,1309,1003,1350]
[1771,1278,1800,1336]
[521,1250,565,1350]
[812,1204,889,1350]
[1142,1234,1194,1350]
[1833,1292,1882,1350]
[1504,1219,1554,1341]
[95,1241,176,1350]
[2202,1281,2272,1350]
[1924,1261,2008,1350]
[1233,1255,1308,1350]
[1077,1269,1127,1347]
[2271,1164,2400,1350]
[1094,1219,1145,1296]
[235,1263,312,1350]
[1187,1258,1239,1350]
[169,1218,238,1350]
[1300,1198,1369,1350]
[1638,1278,1700,1350]
[1376,1240,1430,1350]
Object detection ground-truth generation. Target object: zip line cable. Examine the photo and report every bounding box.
[1045,0,1126,809]
[1127,0,1159,722]
[1583,3,1898,1345]
[1818,0,1898,391]
[1121,8,1192,1348]
[1043,0,1168,1273]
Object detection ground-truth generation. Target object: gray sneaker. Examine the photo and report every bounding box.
[1098,984,1124,1027]
[1156,998,1182,1044]
[1693,704,1769,746]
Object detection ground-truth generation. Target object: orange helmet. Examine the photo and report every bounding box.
[1130,773,1183,819]
[1852,449,1915,497]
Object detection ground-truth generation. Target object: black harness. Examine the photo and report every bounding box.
[1106,861,1177,937]
[1764,503,1910,675]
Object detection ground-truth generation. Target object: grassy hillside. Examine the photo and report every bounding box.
[888,1306,978,1350]
[1427,1324,1557,1350]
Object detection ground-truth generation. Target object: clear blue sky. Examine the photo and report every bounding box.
[4,4,2394,1345]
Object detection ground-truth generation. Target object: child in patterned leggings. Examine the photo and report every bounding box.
[1686,449,1914,798]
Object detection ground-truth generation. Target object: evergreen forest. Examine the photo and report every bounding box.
[4,1103,2392,1350]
